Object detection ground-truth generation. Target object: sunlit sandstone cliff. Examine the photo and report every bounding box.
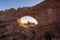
[0,0,60,40]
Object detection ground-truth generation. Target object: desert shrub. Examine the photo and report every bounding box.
[44,32,52,40]
[12,38,16,40]
[23,35,28,40]
[30,30,35,40]
[0,20,6,28]
[0,20,3,23]
[0,35,6,39]
[30,30,35,36]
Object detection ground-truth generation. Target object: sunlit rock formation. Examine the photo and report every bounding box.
[0,0,60,40]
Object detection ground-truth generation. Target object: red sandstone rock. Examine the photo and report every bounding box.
[0,0,60,40]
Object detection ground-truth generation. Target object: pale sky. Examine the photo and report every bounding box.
[21,16,38,24]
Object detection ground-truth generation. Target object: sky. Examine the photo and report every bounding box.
[21,16,38,24]
[0,0,44,10]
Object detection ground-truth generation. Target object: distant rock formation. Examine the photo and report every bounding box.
[0,0,60,40]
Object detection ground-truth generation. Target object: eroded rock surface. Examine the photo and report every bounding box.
[0,0,60,40]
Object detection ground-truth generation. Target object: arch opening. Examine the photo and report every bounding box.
[17,16,38,28]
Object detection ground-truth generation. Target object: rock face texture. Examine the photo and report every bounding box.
[0,0,60,40]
